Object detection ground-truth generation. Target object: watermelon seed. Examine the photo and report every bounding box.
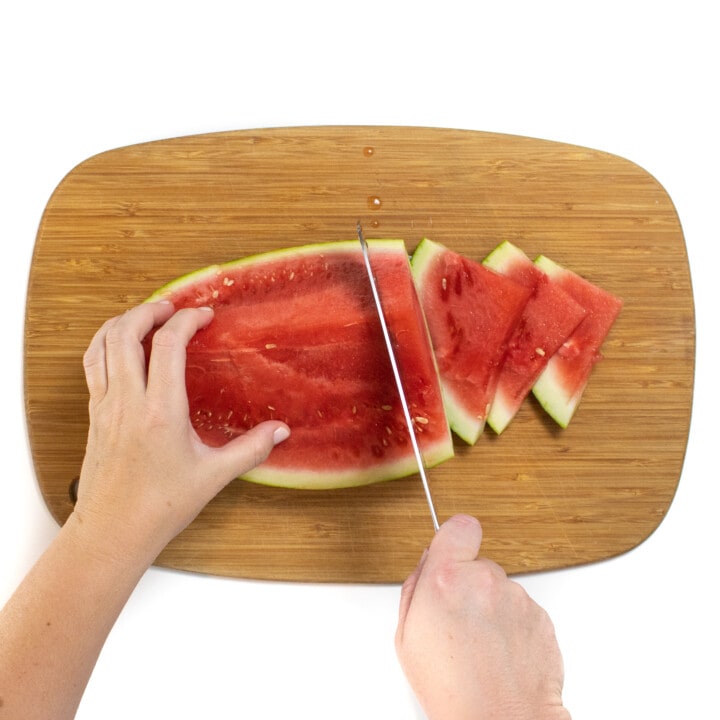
[381,404,392,411]
[414,416,429,425]
[385,426,393,435]
[352,405,357,414]
[535,347,546,356]
[265,343,277,349]
[212,289,219,299]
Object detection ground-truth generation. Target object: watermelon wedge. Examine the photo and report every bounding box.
[145,240,454,489]
[482,241,586,434]
[411,238,532,444]
[531,255,623,428]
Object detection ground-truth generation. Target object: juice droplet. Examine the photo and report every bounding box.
[363,146,375,157]
[367,195,382,210]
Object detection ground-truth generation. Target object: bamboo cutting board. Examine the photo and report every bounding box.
[24,127,694,582]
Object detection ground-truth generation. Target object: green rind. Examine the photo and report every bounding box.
[243,439,453,490]
[533,254,561,279]
[146,239,406,302]
[532,358,579,429]
[486,391,516,435]
[482,239,520,275]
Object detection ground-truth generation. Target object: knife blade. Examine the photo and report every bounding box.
[356,222,440,533]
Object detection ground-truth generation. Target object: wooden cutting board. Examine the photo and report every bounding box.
[24,126,694,582]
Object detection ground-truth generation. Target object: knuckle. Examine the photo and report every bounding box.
[143,397,172,429]
[151,325,182,350]
[428,559,462,597]
[104,322,129,347]
[250,435,273,468]
[82,346,100,371]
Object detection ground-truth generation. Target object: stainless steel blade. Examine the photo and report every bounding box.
[356,222,440,533]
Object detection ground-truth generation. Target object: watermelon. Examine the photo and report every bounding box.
[482,241,586,434]
[145,240,454,489]
[410,238,532,444]
[531,255,623,427]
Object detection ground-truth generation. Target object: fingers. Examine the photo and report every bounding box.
[145,306,214,409]
[83,317,114,398]
[204,421,291,493]
[83,301,176,399]
[397,547,429,634]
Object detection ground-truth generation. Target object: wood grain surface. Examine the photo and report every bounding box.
[24,126,694,582]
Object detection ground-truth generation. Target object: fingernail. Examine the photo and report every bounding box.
[273,426,291,445]
[198,306,214,312]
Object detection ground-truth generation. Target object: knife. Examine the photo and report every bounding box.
[356,222,440,533]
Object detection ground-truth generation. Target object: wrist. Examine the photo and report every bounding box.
[64,505,160,578]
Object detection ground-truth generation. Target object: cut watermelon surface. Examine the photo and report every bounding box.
[411,238,532,444]
[145,240,453,489]
[531,255,624,428]
[483,242,586,434]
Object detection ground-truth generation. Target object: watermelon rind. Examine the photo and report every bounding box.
[145,239,454,490]
[482,239,519,275]
[146,240,396,303]
[532,357,580,429]
[243,446,450,490]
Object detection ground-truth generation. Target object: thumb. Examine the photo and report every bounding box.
[425,514,483,568]
[396,515,482,647]
[208,421,290,484]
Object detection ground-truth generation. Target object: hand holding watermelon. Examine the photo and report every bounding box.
[395,515,571,720]
[74,300,291,567]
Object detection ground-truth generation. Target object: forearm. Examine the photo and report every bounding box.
[0,514,150,720]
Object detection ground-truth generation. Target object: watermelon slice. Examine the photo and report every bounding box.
[145,240,454,489]
[482,241,586,434]
[411,238,532,444]
[531,255,623,428]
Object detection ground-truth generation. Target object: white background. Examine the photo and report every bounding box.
[2,2,718,718]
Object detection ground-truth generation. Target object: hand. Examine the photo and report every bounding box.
[396,515,570,720]
[72,301,290,567]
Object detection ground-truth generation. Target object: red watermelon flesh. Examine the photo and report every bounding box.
[532,255,623,428]
[483,241,587,434]
[145,240,453,489]
[411,238,532,445]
